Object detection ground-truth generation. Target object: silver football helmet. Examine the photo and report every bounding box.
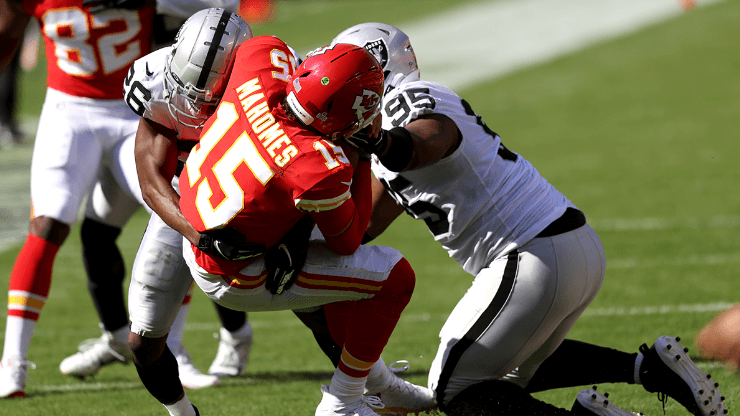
[165,8,253,128]
[332,23,420,94]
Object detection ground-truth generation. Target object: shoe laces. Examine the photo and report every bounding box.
[1,358,36,385]
[339,395,385,415]
[385,360,418,392]
[77,337,127,363]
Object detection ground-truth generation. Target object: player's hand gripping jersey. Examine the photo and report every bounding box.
[24,0,154,99]
[372,80,574,275]
[179,36,360,276]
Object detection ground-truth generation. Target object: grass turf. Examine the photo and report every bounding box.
[2,1,738,414]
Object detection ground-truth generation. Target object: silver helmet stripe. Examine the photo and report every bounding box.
[197,10,232,90]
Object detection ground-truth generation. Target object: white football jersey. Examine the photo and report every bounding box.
[123,47,202,142]
[372,80,575,275]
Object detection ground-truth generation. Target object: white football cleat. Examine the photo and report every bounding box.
[366,360,437,415]
[59,325,132,378]
[571,387,644,416]
[208,324,252,377]
[173,346,220,390]
[316,384,385,416]
[0,358,35,399]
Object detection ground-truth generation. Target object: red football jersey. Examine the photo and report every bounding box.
[24,0,154,99]
[180,36,358,276]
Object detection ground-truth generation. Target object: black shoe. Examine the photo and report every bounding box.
[639,335,727,416]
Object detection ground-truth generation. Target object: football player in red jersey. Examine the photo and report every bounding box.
[171,39,434,416]
[0,0,155,398]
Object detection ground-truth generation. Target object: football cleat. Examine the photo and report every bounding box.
[316,384,385,416]
[173,346,220,389]
[0,358,35,399]
[59,326,132,378]
[639,335,727,416]
[365,360,437,415]
[571,386,644,416]
[208,324,253,377]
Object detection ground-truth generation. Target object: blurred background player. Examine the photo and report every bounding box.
[334,22,726,416]
[0,0,155,398]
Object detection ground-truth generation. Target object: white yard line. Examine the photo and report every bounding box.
[407,0,724,91]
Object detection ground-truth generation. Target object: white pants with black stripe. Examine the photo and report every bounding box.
[428,224,606,408]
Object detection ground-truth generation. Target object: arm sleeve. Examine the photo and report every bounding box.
[307,160,372,255]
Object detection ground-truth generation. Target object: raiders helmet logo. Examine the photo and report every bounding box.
[351,88,381,126]
[362,39,389,70]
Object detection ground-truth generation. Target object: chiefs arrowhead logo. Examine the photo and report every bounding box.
[351,88,381,126]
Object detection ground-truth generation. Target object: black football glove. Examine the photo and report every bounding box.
[82,0,147,14]
[264,215,315,295]
[198,228,266,262]
[345,126,388,155]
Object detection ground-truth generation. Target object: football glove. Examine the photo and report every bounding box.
[264,215,315,295]
[345,126,388,155]
[83,0,147,14]
[198,228,266,262]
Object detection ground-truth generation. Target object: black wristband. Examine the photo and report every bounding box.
[378,127,413,172]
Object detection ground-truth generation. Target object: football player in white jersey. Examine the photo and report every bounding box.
[334,23,727,416]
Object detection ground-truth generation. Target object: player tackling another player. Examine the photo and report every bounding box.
[333,22,728,416]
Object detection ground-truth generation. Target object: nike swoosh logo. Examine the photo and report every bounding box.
[145,63,153,77]
[340,181,352,187]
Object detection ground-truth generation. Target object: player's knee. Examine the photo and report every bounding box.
[129,332,167,367]
[384,257,415,299]
[29,215,70,244]
[81,217,121,248]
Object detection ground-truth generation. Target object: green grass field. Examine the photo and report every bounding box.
[2,1,739,415]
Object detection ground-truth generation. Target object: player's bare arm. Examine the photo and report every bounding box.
[0,0,29,73]
[134,117,201,246]
[365,176,406,241]
[402,113,461,170]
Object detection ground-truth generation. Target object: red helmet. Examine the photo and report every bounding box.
[285,43,384,140]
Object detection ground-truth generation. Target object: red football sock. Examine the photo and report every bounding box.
[332,258,415,377]
[7,233,60,321]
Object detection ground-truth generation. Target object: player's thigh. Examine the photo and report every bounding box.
[429,226,606,405]
[129,213,192,338]
[30,89,103,224]
[184,240,404,313]
[105,128,148,208]
[84,165,142,228]
[509,225,606,385]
